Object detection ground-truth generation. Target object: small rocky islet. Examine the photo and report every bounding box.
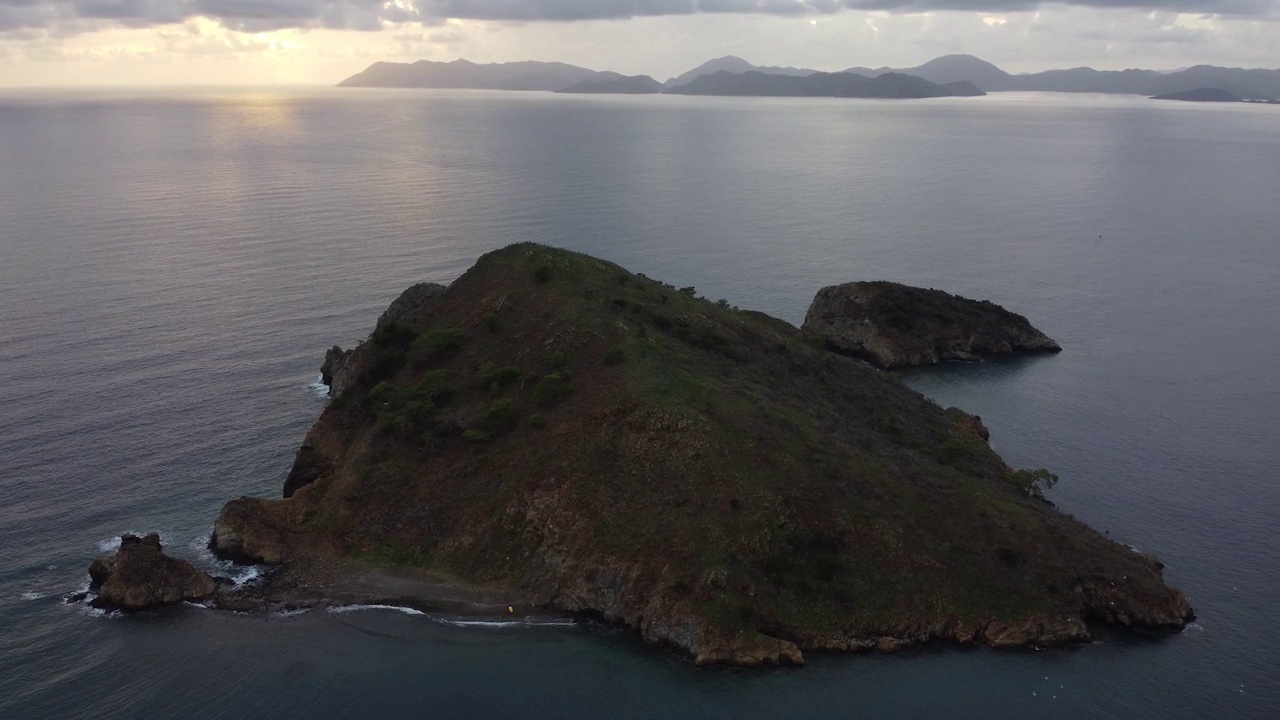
[87,244,1192,667]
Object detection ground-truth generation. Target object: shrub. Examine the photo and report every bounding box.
[482,313,500,333]
[533,374,573,406]
[477,364,523,393]
[678,286,697,297]
[603,347,626,366]
[534,265,552,283]
[463,429,491,443]
[1012,468,1060,498]
[370,322,415,350]
[477,398,517,435]
[409,327,467,364]
[368,371,457,439]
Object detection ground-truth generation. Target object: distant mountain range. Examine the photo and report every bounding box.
[872,54,1280,99]
[662,56,817,88]
[338,54,1280,100]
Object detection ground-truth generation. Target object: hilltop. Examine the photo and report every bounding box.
[209,244,1191,666]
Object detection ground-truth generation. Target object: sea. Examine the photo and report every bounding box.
[0,87,1276,718]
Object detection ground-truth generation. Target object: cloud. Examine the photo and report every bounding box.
[2,0,1278,36]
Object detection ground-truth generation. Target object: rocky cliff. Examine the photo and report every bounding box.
[803,281,1062,369]
[209,244,1188,666]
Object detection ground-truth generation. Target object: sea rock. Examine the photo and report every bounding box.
[802,281,1061,369]
[88,533,217,611]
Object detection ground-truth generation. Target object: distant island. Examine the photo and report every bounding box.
[1152,88,1244,102]
[87,244,1193,667]
[556,75,663,95]
[663,70,984,99]
[337,54,1280,101]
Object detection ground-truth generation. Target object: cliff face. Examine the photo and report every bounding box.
[803,281,1061,369]
[212,244,1188,666]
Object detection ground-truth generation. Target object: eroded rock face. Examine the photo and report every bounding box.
[320,346,353,399]
[209,498,295,565]
[88,534,217,611]
[803,281,1061,369]
[376,282,446,331]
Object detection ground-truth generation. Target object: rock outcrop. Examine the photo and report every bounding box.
[376,282,446,331]
[320,345,353,398]
[209,244,1189,666]
[88,534,217,611]
[803,281,1061,369]
[319,283,446,400]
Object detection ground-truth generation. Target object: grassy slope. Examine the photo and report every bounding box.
[256,243,1187,661]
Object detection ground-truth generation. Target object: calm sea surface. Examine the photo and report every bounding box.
[1,88,1276,718]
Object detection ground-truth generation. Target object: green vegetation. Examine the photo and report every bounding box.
[250,242,1187,666]
[1012,468,1060,498]
[533,374,573,406]
[409,327,468,364]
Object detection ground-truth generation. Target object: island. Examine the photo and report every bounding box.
[556,75,663,94]
[1152,88,1244,103]
[87,245,1191,667]
[664,71,985,99]
[802,281,1062,369]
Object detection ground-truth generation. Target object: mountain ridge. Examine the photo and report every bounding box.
[338,54,1280,99]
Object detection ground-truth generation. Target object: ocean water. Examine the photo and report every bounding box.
[1,88,1276,718]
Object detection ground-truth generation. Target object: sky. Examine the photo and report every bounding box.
[0,0,1277,86]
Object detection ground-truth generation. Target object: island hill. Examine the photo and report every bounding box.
[88,245,1193,667]
[337,54,1280,101]
[339,59,983,100]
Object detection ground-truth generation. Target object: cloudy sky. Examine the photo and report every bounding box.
[1,0,1277,85]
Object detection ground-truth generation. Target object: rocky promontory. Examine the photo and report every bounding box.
[197,244,1190,667]
[88,534,218,611]
[803,281,1062,369]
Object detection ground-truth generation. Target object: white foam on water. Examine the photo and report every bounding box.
[182,601,212,610]
[436,618,577,629]
[79,600,118,619]
[185,533,265,587]
[307,375,330,399]
[20,591,47,601]
[1186,621,1204,632]
[230,566,262,586]
[327,604,428,616]
[275,608,311,618]
[97,530,164,553]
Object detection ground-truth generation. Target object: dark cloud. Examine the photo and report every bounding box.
[1,0,1276,34]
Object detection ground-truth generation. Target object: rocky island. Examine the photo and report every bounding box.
[89,245,1190,666]
[803,281,1062,369]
